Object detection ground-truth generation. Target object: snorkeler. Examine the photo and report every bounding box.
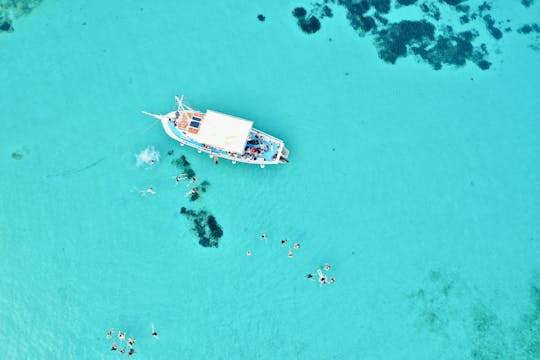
[106,329,114,339]
[323,263,331,271]
[261,233,267,240]
[118,331,126,341]
[306,274,314,280]
[288,249,293,258]
[185,187,198,197]
[140,187,156,196]
[152,324,159,339]
[293,243,300,249]
[128,348,136,356]
[246,249,252,256]
[186,177,197,187]
[111,344,118,351]
[120,348,126,354]
[174,173,188,185]
[128,337,136,348]
[281,239,287,247]
[329,277,336,283]
[317,269,327,286]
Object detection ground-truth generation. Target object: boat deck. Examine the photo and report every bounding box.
[164,113,282,164]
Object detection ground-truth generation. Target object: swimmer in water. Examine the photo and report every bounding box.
[293,243,300,249]
[128,337,136,348]
[106,329,114,339]
[120,348,126,354]
[118,331,126,341]
[111,344,118,351]
[281,239,287,247]
[174,173,187,185]
[128,348,135,356]
[246,249,252,256]
[261,233,267,240]
[152,324,158,339]
[306,274,314,280]
[185,187,198,197]
[288,249,293,258]
[323,263,331,271]
[317,269,327,286]
[186,177,197,187]
[140,187,156,196]
[330,277,336,283]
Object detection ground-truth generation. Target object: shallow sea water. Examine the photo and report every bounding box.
[1,0,540,359]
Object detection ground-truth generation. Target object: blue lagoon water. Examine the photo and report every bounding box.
[1,0,540,358]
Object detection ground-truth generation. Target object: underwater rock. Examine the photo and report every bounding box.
[200,180,210,192]
[442,0,465,6]
[518,24,540,34]
[171,154,190,168]
[172,155,196,179]
[396,0,417,5]
[292,7,307,18]
[11,151,23,160]
[483,15,503,40]
[522,0,534,7]
[0,19,14,32]
[374,20,435,64]
[257,14,265,22]
[299,16,322,34]
[0,0,43,33]
[180,207,223,248]
[292,6,322,34]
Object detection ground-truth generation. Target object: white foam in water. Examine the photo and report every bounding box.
[136,146,160,167]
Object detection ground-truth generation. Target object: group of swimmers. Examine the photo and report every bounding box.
[247,234,335,287]
[246,234,301,257]
[175,173,198,197]
[306,264,336,286]
[106,325,158,356]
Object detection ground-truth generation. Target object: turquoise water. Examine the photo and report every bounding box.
[1,0,540,358]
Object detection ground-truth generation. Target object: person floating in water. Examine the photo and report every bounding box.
[152,324,158,339]
[111,344,118,351]
[174,173,187,185]
[128,337,136,348]
[281,239,287,247]
[140,187,156,196]
[118,331,126,341]
[246,249,252,256]
[185,187,198,197]
[128,348,136,356]
[186,177,197,187]
[329,277,336,283]
[106,329,114,339]
[323,263,331,271]
[293,243,300,249]
[306,274,314,280]
[317,269,327,286]
[288,249,293,258]
[261,233,267,240]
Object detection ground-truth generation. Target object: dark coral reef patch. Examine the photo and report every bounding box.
[0,0,43,33]
[290,0,535,70]
[180,207,223,248]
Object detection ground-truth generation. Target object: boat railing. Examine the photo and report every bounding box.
[176,132,284,165]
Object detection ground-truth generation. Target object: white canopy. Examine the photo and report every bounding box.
[196,110,253,153]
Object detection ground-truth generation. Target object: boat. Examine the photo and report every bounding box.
[143,96,289,168]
